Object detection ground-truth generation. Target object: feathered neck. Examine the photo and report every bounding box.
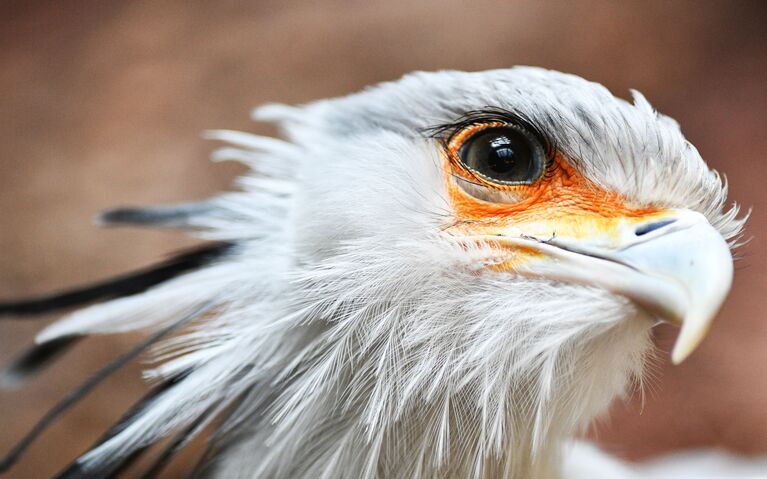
[209,267,652,479]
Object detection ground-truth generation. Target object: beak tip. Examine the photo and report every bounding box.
[669,311,719,365]
[670,345,690,365]
[671,335,701,364]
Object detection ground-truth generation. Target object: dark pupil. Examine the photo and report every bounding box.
[461,127,539,184]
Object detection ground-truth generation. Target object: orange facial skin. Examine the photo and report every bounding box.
[443,123,670,249]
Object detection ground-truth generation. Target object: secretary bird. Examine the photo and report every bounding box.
[0,67,747,478]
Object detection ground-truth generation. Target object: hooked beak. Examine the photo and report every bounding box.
[483,210,733,364]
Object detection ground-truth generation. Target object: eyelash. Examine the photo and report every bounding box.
[428,108,554,151]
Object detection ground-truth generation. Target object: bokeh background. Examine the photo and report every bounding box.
[1,1,766,477]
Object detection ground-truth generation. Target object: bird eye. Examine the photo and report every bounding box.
[457,125,546,186]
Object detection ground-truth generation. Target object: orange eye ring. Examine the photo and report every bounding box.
[443,123,660,223]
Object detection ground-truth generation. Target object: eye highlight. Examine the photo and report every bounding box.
[455,124,547,187]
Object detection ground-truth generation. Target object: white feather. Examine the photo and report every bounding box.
[33,67,746,478]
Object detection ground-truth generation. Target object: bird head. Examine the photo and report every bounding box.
[0,67,746,478]
[272,67,740,362]
[210,67,743,475]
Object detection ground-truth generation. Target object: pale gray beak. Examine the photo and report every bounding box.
[493,210,733,363]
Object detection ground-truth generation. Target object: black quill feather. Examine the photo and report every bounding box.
[0,303,213,475]
[0,242,233,318]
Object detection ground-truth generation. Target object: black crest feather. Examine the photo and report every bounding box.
[0,303,213,475]
[0,242,233,318]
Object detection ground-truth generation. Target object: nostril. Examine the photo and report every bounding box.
[635,219,676,236]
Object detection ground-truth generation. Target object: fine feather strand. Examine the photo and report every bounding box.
[0,304,212,475]
[3,67,748,479]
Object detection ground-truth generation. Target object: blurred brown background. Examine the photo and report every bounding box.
[0,1,765,477]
